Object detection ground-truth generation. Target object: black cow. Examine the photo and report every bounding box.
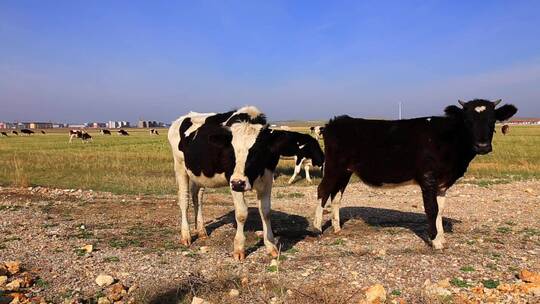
[1,132,7,137]
[315,99,517,250]
[117,129,129,136]
[69,130,82,143]
[12,131,18,136]
[80,132,92,143]
[20,129,34,135]
[269,130,324,184]
[168,106,323,260]
[100,129,111,135]
[41,130,46,134]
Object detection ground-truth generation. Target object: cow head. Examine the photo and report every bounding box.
[223,106,268,192]
[445,99,517,154]
[297,133,325,167]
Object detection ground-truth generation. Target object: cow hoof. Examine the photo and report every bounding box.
[432,239,444,250]
[332,227,342,234]
[180,238,191,247]
[233,251,246,261]
[269,248,279,258]
[197,230,208,239]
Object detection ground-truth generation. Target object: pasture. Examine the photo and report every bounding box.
[0,125,539,194]
[0,124,539,303]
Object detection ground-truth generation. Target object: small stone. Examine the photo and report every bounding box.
[82,244,93,253]
[365,284,386,303]
[525,188,534,194]
[97,297,111,304]
[191,297,211,304]
[229,288,240,297]
[4,261,21,274]
[240,277,249,287]
[199,246,209,254]
[6,278,21,291]
[95,274,115,287]
[270,259,279,267]
[519,269,540,283]
[0,275,7,286]
[107,283,127,301]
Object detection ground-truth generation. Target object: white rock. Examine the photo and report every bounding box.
[192,297,211,304]
[229,288,240,297]
[199,246,209,253]
[95,274,115,287]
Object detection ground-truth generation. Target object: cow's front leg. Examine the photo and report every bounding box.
[231,191,248,260]
[421,181,444,250]
[175,161,191,246]
[256,172,278,258]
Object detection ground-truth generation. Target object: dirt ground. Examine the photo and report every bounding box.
[1,180,539,303]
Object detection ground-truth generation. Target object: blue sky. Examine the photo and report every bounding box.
[1,0,539,122]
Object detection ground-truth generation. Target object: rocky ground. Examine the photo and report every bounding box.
[0,180,539,303]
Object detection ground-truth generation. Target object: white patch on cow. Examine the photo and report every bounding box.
[426,118,431,122]
[475,106,486,113]
[432,195,446,250]
[223,106,262,125]
[299,144,305,149]
[187,169,228,188]
[229,122,264,190]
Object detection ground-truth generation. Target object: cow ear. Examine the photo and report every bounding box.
[208,133,232,147]
[495,104,517,122]
[444,105,463,118]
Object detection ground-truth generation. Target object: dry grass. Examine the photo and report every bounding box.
[0,125,538,194]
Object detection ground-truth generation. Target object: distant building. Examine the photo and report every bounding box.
[87,122,107,128]
[28,122,53,129]
[68,124,86,128]
[52,123,66,128]
[137,120,163,128]
[0,122,16,129]
[108,121,130,129]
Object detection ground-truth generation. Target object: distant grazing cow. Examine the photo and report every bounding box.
[69,130,82,143]
[41,130,46,134]
[268,130,324,184]
[168,106,320,260]
[20,129,34,135]
[12,131,18,136]
[150,129,159,135]
[1,132,7,137]
[80,132,92,143]
[310,126,325,140]
[100,129,111,135]
[501,124,510,135]
[117,129,129,136]
[315,99,517,250]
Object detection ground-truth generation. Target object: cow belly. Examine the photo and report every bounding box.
[187,170,228,188]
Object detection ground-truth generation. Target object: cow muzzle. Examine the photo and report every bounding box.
[230,179,250,192]
[473,142,492,154]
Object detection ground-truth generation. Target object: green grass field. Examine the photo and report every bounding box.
[0,125,538,194]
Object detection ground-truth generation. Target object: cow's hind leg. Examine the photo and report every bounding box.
[288,156,301,184]
[256,170,278,257]
[191,183,207,239]
[304,162,312,183]
[315,167,352,233]
[174,158,191,246]
[420,176,445,250]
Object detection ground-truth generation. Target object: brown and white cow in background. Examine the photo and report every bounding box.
[168,106,320,260]
[315,99,517,250]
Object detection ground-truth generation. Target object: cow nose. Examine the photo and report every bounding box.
[230,179,246,192]
[474,143,492,154]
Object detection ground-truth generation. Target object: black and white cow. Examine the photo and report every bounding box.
[69,130,82,143]
[101,129,111,135]
[12,131,18,136]
[315,99,517,250]
[168,106,321,260]
[310,126,325,140]
[41,130,46,134]
[80,131,92,143]
[117,129,129,136]
[20,129,34,135]
[269,130,324,184]
[1,132,7,137]
[150,129,160,135]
